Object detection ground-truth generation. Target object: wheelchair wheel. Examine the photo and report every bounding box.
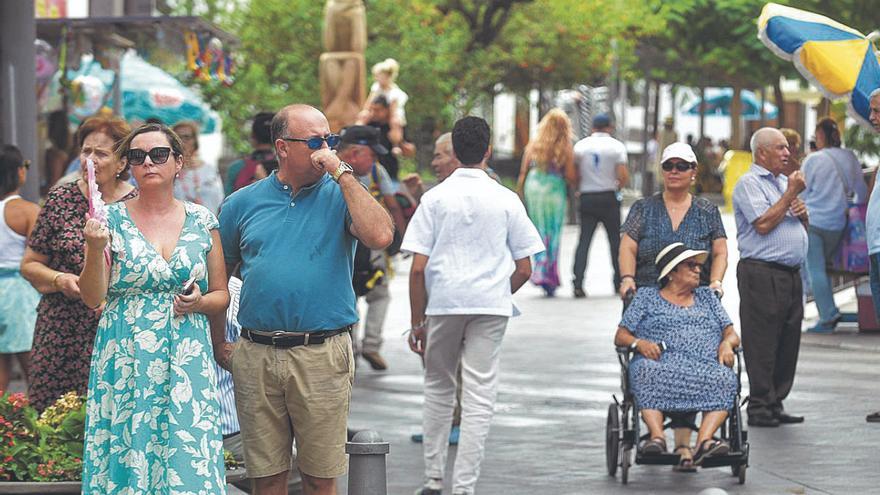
[620,446,631,485]
[732,463,747,484]
[605,404,619,476]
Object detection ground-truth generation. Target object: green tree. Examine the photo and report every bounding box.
[181,0,660,154]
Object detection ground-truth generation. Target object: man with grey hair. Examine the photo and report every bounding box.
[864,88,880,422]
[733,127,808,428]
[869,88,880,132]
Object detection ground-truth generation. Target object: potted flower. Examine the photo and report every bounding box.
[0,392,244,492]
[0,391,83,493]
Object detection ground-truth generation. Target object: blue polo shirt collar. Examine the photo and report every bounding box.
[269,170,331,195]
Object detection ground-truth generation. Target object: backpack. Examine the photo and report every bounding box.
[352,242,385,296]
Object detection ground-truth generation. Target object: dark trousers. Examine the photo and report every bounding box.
[737,259,803,417]
[572,191,621,289]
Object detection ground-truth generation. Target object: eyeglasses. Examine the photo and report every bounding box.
[661,161,695,172]
[679,260,702,271]
[177,134,196,140]
[22,160,31,170]
[280,134,341,150]
[127,147,174,166]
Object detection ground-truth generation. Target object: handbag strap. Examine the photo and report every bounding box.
[824,149,854,203]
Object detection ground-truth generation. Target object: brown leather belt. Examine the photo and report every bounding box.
[240,325,352,348]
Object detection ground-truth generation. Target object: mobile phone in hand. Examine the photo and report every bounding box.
[181,276,196,295]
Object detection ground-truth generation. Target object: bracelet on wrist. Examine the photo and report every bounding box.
[621,275,635,281]
[52,272,64,290]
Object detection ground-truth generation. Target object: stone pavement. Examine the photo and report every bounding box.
[346,215,880,495]
[6,213,880,494]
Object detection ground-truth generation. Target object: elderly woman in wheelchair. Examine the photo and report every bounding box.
[614,242,741,467]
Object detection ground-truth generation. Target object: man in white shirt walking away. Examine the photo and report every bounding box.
[571,113,629,298]
[403,116,544,495]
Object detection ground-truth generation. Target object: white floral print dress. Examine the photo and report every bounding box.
[82,201,226,494]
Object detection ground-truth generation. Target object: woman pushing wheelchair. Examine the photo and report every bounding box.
[614,242,740,467]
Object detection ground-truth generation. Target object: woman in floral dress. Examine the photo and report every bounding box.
[79,124,229,493]
[21,115,137,411]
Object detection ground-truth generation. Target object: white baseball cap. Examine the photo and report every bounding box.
[660,142,697,165]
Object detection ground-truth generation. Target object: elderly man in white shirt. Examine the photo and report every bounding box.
[403,116,544,495]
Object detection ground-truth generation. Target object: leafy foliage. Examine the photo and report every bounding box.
[639,0,795,88]
[174,0,655,152]
[0,392,84,482]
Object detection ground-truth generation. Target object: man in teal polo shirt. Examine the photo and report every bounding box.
[216,104,393,495]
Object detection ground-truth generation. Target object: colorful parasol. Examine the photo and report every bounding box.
[758,3,880,128]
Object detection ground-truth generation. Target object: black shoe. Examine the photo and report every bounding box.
[775,412,804,424]
[867,411,880,423]
[573,287,586,298]
[747,414,780,427]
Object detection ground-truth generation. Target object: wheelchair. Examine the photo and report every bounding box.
[605,292,749,485]
[605,293,749,485]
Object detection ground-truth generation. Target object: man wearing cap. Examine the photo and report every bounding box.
[864,88,880,423]
[217,104,393,495]
[733,127,808,428]
[572,113,629,298]
[337,125,407,370]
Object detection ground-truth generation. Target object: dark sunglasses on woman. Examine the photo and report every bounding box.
[661,161,695,172]
[127,147,174,166]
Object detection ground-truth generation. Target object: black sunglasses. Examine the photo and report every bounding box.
[127,147,174,166]
[661,161,695,172]
[22,160,31,170]
[281,134,341,150]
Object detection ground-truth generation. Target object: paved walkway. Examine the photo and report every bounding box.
[346,216,880,494]
[7,213,879,494]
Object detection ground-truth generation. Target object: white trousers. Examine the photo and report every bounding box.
[422,314,507,495]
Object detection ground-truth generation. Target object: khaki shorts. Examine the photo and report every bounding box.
[231,332,354,479]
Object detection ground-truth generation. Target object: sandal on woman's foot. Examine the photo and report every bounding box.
[692,439,729,466]
[641,437,667,455]
[672,445,697,473]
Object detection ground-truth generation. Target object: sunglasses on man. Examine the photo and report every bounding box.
[661,161,695,172]
[280,134,341,150]
[127,147,176,166]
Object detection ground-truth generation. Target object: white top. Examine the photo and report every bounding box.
[0,195,27,269]
[370,81,409,125]
[401,168,544,316]
[574,132,628,193]
[173,161,225,216]
[801,147,867,231]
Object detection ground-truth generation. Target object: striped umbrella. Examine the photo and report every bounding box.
[758,2,880,128]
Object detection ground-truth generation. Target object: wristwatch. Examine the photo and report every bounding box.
[629,338,640,351]
[331,161,354,182]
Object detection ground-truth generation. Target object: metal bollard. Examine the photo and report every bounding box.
[346,430,390,495]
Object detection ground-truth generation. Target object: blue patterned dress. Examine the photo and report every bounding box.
[622,194,726,288]
[524,162,567,292]
[620,287,736,412]
[82,201,225,494]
